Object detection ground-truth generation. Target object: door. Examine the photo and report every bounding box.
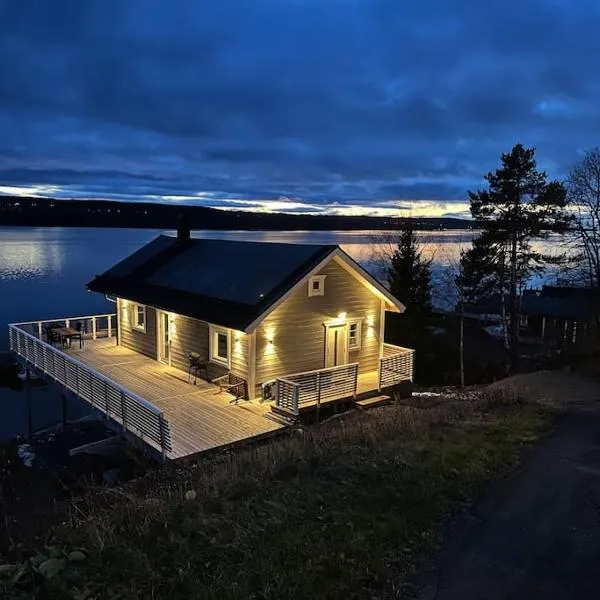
[325,324,348,368]
[158,311,171,364]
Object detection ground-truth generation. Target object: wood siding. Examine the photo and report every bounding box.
[117,298,157,360]
[117,300,249,386]
[170,314,248,380]
[255,257,382,388]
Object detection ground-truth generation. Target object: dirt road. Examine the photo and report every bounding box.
[416,372,600,600]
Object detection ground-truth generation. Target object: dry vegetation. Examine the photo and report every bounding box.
[1,386,557,600]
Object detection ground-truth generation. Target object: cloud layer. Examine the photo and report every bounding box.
[1,0,599,216]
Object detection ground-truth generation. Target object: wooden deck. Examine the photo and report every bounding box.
[65,338,286,460]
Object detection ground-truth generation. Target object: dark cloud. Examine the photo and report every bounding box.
[1,0,599,213]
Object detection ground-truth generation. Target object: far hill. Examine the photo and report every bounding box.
[0,196,473,231]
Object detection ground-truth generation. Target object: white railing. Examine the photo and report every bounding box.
[12,313,115,342]
[8,320,172,459]
[378,343,415,389]
[275,363,359,415]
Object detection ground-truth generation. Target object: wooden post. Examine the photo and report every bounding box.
[92,317,97,340]
[316,372,321,424]
[25,367,33,440]
[108,315,113,338]
[37,322,42,339]
[120,391,127,433]
[61,390,67,428]
[353,364,358,399]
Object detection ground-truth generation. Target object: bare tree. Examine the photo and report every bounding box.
[567,148,600,288]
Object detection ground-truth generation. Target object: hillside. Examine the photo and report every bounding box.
[0,196,473,230]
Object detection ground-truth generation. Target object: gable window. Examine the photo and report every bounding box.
[308,275,326,297]
[348,320,362,350]
[132,303,146,332]
[210,325,231,367]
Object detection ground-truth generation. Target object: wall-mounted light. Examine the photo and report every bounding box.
[264,327,275,356]
[366,313,375,338]
[337,311,347,322]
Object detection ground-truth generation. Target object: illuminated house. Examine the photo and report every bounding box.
[87,226,412,407]
[9,225,414,460]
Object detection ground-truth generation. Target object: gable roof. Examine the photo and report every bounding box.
[87,235,404,332]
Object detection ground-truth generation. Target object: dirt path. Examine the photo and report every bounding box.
[416,371,600,600]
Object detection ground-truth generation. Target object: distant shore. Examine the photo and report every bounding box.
[0,196,474,231]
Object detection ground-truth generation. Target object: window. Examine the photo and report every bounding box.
[210,326,230,366]
[348,320,362,350]
[308,275,326,297]
[132,303,146,332]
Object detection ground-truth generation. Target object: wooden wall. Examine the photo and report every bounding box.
[117,298,157,360]
[255,257,382,389]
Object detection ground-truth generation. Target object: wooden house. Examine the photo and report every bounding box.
[9,227,414,460]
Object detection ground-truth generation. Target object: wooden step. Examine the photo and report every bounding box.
[354,395,392,411]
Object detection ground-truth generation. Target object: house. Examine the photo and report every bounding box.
[520,286,599,344]
[8,227,414,460]
[87,225,412,405]
[460,286,599,345]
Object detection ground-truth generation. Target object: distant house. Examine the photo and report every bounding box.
[520,286,599,344]
[461,286,599,345]
[9,226,414,460]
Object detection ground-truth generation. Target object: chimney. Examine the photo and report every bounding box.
[177,212,190,241]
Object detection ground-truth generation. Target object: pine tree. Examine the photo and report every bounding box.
[387,222,432,315]
[460,144,569,372]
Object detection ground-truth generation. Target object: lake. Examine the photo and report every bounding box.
[0,227,480,351]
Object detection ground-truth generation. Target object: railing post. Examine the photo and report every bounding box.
[316,372,321,423]
[37,322,42,339]
[120,391,127,433]
[353,364,358,399]
[104,381,110,418]
[108,315,113,338]
[66,319,70,328]
[377,358,382,392]
[92,317,97,340]
[159,413,168,462]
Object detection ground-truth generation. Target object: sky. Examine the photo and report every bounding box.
[1,0,599,218]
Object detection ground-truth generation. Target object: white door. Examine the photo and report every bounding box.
[325,324,348,368]
[158,311,171,364]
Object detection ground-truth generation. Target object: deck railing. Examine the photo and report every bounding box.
[275,362,359,415]
[8,318,172,458]
[378,343,415,389]
[11,313,116,341]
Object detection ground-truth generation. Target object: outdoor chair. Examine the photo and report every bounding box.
[212,372,247,403]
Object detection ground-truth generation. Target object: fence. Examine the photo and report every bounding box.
[275,362,359,415]
[8,319,172,458]
[378,343,414,389]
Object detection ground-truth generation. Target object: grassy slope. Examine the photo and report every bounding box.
[2,391,554,600]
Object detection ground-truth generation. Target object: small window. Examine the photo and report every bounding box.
[348,320,362,350]
[210,326,230,366]
[308,275,326,297]
[132,303,146,332]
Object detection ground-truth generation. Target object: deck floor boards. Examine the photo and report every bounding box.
[66,338,285,460]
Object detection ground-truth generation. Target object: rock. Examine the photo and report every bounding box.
[184,489,197,502]
[67,550,87,563]
[102,467,121,487]
[17,444,35,467]
[37,558,66,579]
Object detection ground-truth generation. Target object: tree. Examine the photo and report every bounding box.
[566,148,600,288]
[460,144,569,372]
[387,221,432,315]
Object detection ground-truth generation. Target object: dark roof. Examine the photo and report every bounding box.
[522,286,600,320]
[463,286,599,321]
[88,235,338,330]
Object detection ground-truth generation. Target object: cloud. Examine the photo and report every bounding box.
[1,0,599,214]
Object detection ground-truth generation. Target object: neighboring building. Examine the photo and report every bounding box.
[520,286,599,344]
[9,227,414,461]
[461,286,599,345]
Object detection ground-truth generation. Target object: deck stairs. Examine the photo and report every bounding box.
[354,394,392,411]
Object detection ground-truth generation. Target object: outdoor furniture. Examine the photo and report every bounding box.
[187,352,208,384]
[53,326,83,349]
[44,326,62,346]
[212,373,247,403]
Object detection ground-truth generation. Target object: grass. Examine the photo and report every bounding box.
[1,389,555,600]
